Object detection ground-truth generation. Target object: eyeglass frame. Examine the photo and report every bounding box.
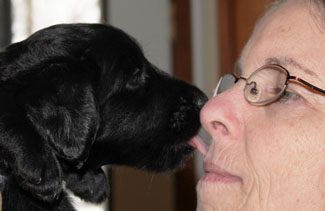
[214,64,325,105]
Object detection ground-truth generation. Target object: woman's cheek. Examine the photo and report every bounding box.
[196,179,248,210]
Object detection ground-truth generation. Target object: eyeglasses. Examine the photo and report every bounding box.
[213,64,325,105]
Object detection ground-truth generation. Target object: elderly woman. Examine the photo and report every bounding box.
[196,0,325,210]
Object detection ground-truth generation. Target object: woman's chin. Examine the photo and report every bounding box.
[196,179,247,211]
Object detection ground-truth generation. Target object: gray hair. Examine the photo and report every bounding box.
[270,0,325,25]
[249,0,325,36]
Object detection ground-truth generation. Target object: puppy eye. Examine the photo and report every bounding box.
[126,68,148,90]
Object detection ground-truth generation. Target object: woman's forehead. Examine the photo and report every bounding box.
[239,1,325,84]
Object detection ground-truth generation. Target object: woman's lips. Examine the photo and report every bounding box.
[202,163,242,184]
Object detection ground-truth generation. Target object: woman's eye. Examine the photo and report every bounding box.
[277,90,301,103]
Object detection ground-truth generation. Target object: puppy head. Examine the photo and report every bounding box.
[82,25,208,171]
[0,24,207,171]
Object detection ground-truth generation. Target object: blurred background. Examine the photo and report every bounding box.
[0,0,272,210]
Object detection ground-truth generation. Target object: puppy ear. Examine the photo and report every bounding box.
[19,61,99,167]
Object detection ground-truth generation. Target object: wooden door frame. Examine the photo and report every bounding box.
[218,0,238,75]
[218,0,273,74]
[172,0,196,211]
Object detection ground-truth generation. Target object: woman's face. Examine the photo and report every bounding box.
[197,1,325,210]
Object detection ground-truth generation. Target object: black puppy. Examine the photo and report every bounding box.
[0,23,207,210]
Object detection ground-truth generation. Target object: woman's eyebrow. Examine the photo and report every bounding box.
[265,57,320,79]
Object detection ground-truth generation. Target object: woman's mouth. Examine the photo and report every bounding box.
[201,162,242,184]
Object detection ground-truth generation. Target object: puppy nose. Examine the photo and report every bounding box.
[196,93,208,108]
[188,85,208,108]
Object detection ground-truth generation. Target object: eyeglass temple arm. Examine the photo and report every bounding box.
[289,76,325,95]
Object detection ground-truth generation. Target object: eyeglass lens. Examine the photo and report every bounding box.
[215,66,288,105]
[244,66,287,104]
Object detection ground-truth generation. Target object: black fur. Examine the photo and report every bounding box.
[0,23,207,210]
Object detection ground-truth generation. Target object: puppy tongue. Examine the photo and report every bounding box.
[188,136,207,155]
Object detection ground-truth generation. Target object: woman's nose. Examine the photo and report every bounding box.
[200,88,244,141]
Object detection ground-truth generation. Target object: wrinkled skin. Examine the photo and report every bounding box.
[197,1,325,210]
